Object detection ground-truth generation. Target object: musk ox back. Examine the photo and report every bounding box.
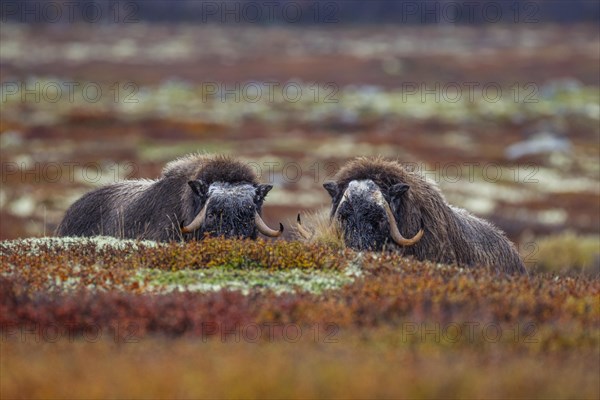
[56,154,283,242]
[298,157,525,274]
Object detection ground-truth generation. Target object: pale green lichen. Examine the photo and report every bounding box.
[136,267,355,295]
[0,236,161,256]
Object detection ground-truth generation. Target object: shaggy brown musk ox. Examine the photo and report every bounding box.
[298,157,525,274]
[56,154,283,241]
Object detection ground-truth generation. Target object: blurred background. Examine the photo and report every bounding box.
[1,0,599,269]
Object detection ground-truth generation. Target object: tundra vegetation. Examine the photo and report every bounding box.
[1,24,599,399]
[1,235,599,398]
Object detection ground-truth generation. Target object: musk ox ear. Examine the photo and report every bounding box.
[254,184,273,203]
[188,180,208,198]
[390,183,410,200]
[323,182,338,198]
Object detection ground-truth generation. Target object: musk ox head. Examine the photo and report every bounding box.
[320,178,423,251]
[182,180,282,239]
[161,154,282,240]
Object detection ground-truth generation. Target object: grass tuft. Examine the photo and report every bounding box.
[294,210,346,249]
[526,231,600,275]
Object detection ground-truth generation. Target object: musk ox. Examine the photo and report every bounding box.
[297,157,525,274]
[56,154,283,241]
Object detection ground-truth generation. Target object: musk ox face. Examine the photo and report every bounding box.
[324,179,422,251]
[183,180,282,239]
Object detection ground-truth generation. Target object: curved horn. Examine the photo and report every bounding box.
[181,199,209,234]
[255,213,283,237]
[331,189,349,223]
[383,200,424,246]
[296,213,314,240]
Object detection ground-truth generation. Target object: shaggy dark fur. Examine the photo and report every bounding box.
[324,157,526,274]
[56,154,274,241]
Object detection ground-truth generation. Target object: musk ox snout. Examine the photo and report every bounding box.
[323,179,424,251]
[183,181,283,239]
[336,199,389,250]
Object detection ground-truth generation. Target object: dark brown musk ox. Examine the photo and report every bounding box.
[56,154,283,241]
[297,157,525,274]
